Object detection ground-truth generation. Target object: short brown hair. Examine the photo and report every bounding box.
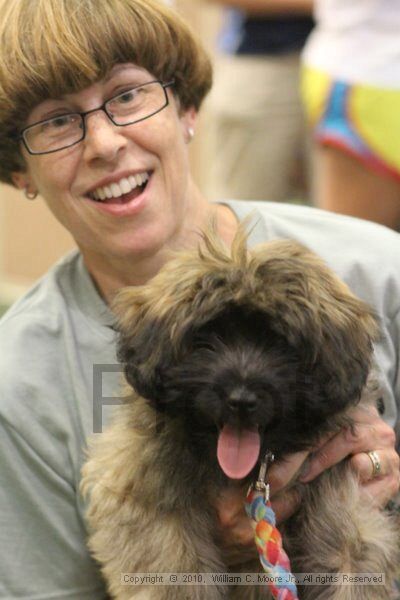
[0,0,213,185]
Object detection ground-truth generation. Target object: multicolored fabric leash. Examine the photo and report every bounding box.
[245,452,299,600]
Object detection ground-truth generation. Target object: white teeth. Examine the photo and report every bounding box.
[110,182,121,198]
[128,175,138,189]
[120,178,132,194]
[90,171,150,201]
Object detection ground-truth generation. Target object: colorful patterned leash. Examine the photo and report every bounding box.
[245,452,299,600]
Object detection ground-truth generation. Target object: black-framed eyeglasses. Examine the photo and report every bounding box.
[18,80,175,155]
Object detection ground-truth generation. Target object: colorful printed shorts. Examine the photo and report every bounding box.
[301,67,400,182]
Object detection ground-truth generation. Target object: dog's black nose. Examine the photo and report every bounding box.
[227,387,257,413]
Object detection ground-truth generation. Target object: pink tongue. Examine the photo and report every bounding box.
[217,425,261,479]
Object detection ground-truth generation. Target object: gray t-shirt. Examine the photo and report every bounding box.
[1,200,399,599]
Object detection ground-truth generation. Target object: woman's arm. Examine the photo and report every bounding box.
[0,418,107,598]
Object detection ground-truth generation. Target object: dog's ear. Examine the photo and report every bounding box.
[250,240,379,406]
[113,280,190,401]
[116,313,169,401]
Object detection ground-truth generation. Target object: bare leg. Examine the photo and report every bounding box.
[313,146,400,231]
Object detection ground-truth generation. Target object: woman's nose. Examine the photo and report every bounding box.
[82,110,128,163]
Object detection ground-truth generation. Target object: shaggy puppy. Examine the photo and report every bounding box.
[81,230,399,600]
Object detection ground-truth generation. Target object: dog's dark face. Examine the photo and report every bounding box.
[115,236,378,481]
[128,303,366,479]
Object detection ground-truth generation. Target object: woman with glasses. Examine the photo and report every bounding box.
[0,1,399,598]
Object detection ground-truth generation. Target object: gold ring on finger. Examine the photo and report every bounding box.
[366,450,382,478]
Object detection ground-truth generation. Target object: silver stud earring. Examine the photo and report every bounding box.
[24,188,38,200]
[187,127,195,142]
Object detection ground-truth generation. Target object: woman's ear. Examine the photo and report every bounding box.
[12,171,29,190]
[11,171,37,197]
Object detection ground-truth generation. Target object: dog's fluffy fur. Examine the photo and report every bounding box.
[81,229,399,600]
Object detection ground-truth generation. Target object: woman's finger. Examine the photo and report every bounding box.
[360,471,400,507]
[299,431,351,482]
[350,449,386,483]
[272,488,302,524]
[299,406,396,483]
[268,450,309,495]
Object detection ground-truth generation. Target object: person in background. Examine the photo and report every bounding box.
[205,0,314,203]
[0,0,398,597]
[302,0,400,230]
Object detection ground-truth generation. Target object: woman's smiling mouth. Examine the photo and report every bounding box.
[87,171,150,203]
[85,171,152,216]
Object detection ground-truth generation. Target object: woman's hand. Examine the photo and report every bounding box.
[299,403,400,507]
[216,406,399,564]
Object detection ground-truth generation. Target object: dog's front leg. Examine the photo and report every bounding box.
[283,462,399,600]
[95,504,231,600]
